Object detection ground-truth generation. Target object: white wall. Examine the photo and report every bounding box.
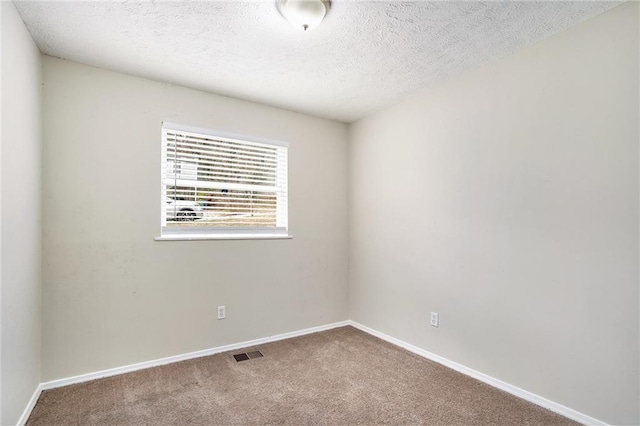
[41,57,349,381]
[349,3,638,425]
[0,1,42,424]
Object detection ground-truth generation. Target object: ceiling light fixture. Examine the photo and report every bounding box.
[276,0,330,31]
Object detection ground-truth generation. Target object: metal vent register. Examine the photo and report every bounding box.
[233,350,264,362]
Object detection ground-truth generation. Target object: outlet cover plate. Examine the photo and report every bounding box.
[430,312,439,327]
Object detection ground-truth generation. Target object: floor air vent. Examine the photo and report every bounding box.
[233,350,263,362]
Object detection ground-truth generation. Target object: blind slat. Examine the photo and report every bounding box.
[166,141,279,164]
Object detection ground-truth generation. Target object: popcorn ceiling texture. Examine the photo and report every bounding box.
[15,1,620,123]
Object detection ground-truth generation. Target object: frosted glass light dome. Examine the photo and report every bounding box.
[276,0,330,31]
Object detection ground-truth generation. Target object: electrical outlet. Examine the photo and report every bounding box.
[430,312,439,327]
[217,305,226,320]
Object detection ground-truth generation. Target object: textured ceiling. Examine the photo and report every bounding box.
[14,1,620,123]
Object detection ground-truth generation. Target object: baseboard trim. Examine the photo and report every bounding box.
[346,320,607,426]
[19,319,607,426]
[17,383,44,426]
[18,320,348,423]
[40,320,349,391]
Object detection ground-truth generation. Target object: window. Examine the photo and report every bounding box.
[159,123,289,240]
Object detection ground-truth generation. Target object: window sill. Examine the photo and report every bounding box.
[154,234,293,241]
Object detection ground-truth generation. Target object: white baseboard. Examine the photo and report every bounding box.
[40,320,350,391]
[16,320,348,424]
[18,319,607,426]
[17,383,44,426]
[346,320,607,426]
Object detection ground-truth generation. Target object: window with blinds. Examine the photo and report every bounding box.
[161,123,288,238]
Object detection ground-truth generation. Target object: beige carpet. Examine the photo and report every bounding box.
[27,326,577,425]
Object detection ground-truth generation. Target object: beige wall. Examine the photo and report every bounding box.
[348,3,638,425]
[0,1,42,424]
[41,57,349,381]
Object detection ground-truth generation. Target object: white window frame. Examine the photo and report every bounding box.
[155,122,291,241]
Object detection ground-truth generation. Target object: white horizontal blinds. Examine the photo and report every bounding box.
[161,126,288,235]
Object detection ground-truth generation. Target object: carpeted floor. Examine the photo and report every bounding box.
[27,326,577,425]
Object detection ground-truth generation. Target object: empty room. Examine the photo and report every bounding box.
[1,0,638,425]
